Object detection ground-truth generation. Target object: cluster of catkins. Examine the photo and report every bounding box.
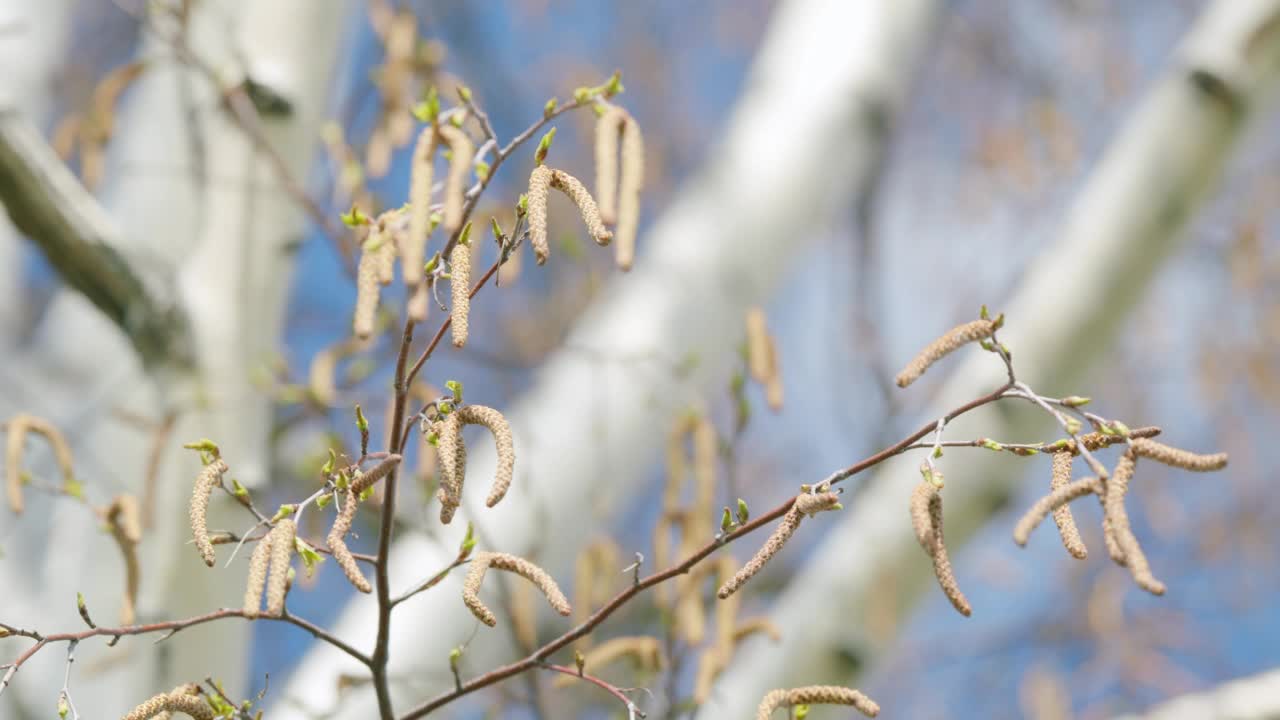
[352,94,644,353]
[890,313,1229,612]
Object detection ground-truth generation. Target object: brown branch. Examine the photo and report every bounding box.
[0,607,370,697]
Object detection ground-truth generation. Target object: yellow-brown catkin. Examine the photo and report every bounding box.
[438,124,473,234]
[527,164,553,265]
[435,414,467,524]
[694,647,726,703]
[150,683,202,720]
[1129,437,1228,471]
[462,551,571,627]
[265,519,297,616]
[408,280,431,322]
[5,413,77,514]
[354,230,395,339]
[242,532,272,619]
[1012,476,1101,547]
[1105,452,1165,595]
[718,493,840,599]
[451,405,514,507]
[772,686,880,719]
[122,689,213,720]
[105,494,142,624]
[328,489,370,593]
[308,337,369,407]
[1049,451,1088,559]
[909,482,971,616]
[895,318,998,388]
[1071,425,1162,453]
[595,107,625,225]
[553,635,663,688]
[406,126,438,288]
[615,111,643,271]
[734,617,783,643]
[190,459,228,567]
[551,168,612,246]
[764,340,784,412]
[350,454,403,495]
[692,416,718,532]
[450,240,471,348]
[745,308,771,384]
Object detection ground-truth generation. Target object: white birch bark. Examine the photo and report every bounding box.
[273,1,943,716]
[1113,667,1280,720]
[0,1,350,716]
[696,2,1280,717]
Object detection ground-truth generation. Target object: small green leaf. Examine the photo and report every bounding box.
[445,380,463,404]
[231,478,249,499]
[980,438,1004,452]
[534,127,557,166]
[294,538,325,578]
[316,493,333,510]
[355,405,369,433]
[1061,395,1091,407]
[543,97,558,118]
[720,507,733,533]
[456,85,472,103]
[474,160,490,182]
[459,521,476,559]
[358,485,375,502]
[736,498,749,526]
[458,221,473,247]
[321,449,337,476]
[271,504,296,522]
[340,205,370,227]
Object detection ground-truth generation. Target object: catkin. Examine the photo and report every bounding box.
[895,318,999,388]
[308,337,368,406]
[456,405,515,507]
[733,617,783,643]
[151,683,202,720]
[328,489,371,593]
[527,165,553,265]
[594,106,644,270]
[435,414,467,524]
[1105,452,1164,595]
[4,413,78,514]
[1012,476,1101,547]
[1048,451,1088,558]
[408,280,431,322]
[552,169,612,246]
[758,685,880,719]
[242,532,272,618]
[908,482,971,616]
[121,688,213,720]
[615,111,643,271]
[354,230,396,339]
[350,454,403,495]
[462,551,571,627]
[526,166,614,266]
[718,493,840,599]
[595,107,624,225]
[105,494,142,624]
[265,519,297,616]
[450,240,471,348]
[1129,437,1228,471]
[745,308,771,384]
[190,459,228,567]
[438,124,473,234]
[1070,425,1162,453]
[406,126,437,288]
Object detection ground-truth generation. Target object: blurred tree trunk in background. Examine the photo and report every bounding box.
[0,1,349,715]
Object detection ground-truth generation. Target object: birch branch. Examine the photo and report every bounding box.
[0,110,190,367]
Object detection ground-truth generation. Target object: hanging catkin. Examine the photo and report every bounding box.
[405,126,437,288]
[1048,451,1088,558]
[190,459,229,567]
[4,413,77,514]
[438,124,474,234]
[462,551,571,627]
[450,240,471,348]
[895,318,1000,388]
